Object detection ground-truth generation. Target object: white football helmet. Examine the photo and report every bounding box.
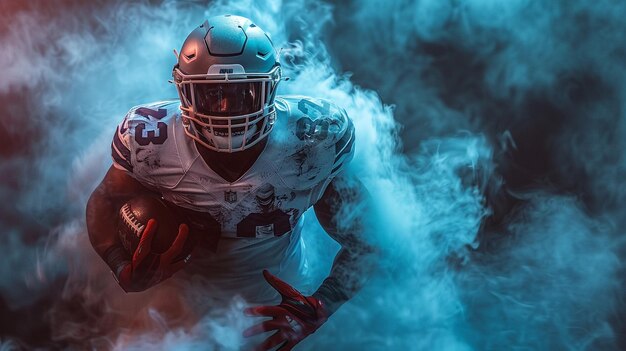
[172,15,281,152]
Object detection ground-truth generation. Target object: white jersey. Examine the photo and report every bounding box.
[111,96,355,302]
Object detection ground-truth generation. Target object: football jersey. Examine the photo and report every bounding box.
[111,96,355,303]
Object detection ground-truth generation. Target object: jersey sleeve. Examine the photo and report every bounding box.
[302,100,356,205]
[276,96,357,187]
[111,100,178,174]
[329,108,355,178]
[111,112,134,173]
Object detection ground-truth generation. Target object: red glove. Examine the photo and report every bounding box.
[243,270,329,351]
[116,219,190,292]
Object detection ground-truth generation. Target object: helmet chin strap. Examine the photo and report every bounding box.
[201,124,259,151]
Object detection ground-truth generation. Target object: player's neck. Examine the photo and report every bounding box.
[196,138,268,183]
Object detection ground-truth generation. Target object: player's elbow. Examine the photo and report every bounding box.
[86,190,107,250]
[85,181,122,257]
[86,187,105,233]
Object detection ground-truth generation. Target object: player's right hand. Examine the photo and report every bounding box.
[116,219,190,292]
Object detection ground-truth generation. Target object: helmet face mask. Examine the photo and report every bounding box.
[173,15,282,153]
[175,66,281,152]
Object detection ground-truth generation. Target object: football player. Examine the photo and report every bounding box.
[86,15,375,350]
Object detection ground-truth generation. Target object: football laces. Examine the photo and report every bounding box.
[120,203,145,237]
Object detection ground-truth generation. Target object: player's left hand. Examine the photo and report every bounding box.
[243,270,329,351]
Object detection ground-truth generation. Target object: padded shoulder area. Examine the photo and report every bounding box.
[274,95,351,148]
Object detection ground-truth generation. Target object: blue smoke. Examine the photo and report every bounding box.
[0,0,624,350]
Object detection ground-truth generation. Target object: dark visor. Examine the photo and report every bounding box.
[191,82,262,116]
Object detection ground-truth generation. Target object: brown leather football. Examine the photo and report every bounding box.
[118,195,182,254]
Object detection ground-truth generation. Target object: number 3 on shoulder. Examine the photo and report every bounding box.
[135,122,168,146]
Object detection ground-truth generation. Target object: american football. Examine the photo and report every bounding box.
[118,195,182,255]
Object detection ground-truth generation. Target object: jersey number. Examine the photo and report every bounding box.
[296,98,333,141]
[135,122,167,145]
[296,117,329,141]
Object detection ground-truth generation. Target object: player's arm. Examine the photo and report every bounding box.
[88,111,191,292]
[243,101,372,350]
[312,173,377,315]
[86,165,157,260]
[87,115,153,260]
[87,165,190,292]
[243,174,376,351]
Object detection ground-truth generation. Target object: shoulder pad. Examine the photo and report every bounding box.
[276,96,352,147]
[274,96,355,180]
[111,100,180,174]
